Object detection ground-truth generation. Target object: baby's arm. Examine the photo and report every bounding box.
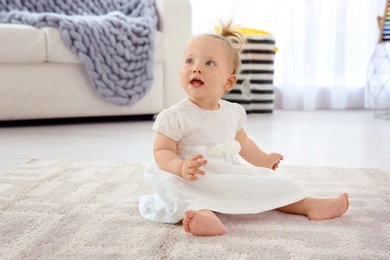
[235,128,283,170]
[153,132,207,181]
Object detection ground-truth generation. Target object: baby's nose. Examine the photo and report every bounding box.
[192,67,202,73]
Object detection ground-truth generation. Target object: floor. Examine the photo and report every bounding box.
[1,110,389,173]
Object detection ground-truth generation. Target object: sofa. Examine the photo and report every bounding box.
[0,0,191,121]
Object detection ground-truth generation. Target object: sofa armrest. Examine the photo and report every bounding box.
[155,0,192,108]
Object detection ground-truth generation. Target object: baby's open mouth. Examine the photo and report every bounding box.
[190,77,204,86]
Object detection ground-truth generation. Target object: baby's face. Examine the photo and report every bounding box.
[180,36,236,107]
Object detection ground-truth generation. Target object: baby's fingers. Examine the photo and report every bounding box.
[189,154,204,161]
[187,162,206,175]
[186,174,198,181]
[184,156,207,181]
[194,167,206,176]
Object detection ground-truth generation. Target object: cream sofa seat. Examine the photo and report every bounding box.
[0,0,190,121]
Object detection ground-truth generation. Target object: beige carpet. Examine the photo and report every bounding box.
[1,159,389,259]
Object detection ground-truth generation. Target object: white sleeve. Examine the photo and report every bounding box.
[152,109,183,141]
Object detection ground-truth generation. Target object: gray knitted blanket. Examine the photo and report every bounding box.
[0,0,157,106]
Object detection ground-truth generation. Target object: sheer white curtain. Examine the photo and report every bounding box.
[189,0,383,110]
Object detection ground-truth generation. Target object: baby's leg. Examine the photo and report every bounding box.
[183,209,226,236]
[277,193,349,220]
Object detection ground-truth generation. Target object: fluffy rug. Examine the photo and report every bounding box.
[1,159,389,259]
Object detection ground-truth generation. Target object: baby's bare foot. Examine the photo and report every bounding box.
[183,210,226,236]
[308,193,349,220]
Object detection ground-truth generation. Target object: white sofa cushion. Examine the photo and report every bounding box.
[0,24,46,63]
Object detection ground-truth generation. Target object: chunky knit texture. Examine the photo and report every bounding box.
[0,0,157,106]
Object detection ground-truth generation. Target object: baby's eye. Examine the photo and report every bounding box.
[186,58,194,64]
[206,61,215,66]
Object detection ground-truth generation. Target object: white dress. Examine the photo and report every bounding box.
[139,99,309,223]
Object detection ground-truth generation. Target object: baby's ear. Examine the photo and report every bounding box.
[225,74,237,91]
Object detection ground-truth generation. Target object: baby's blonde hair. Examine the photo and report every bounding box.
[209,19,245,74]
[188,19,245,75]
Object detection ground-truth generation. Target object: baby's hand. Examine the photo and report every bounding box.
[181,154,207,181]
[269,152,283,171]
